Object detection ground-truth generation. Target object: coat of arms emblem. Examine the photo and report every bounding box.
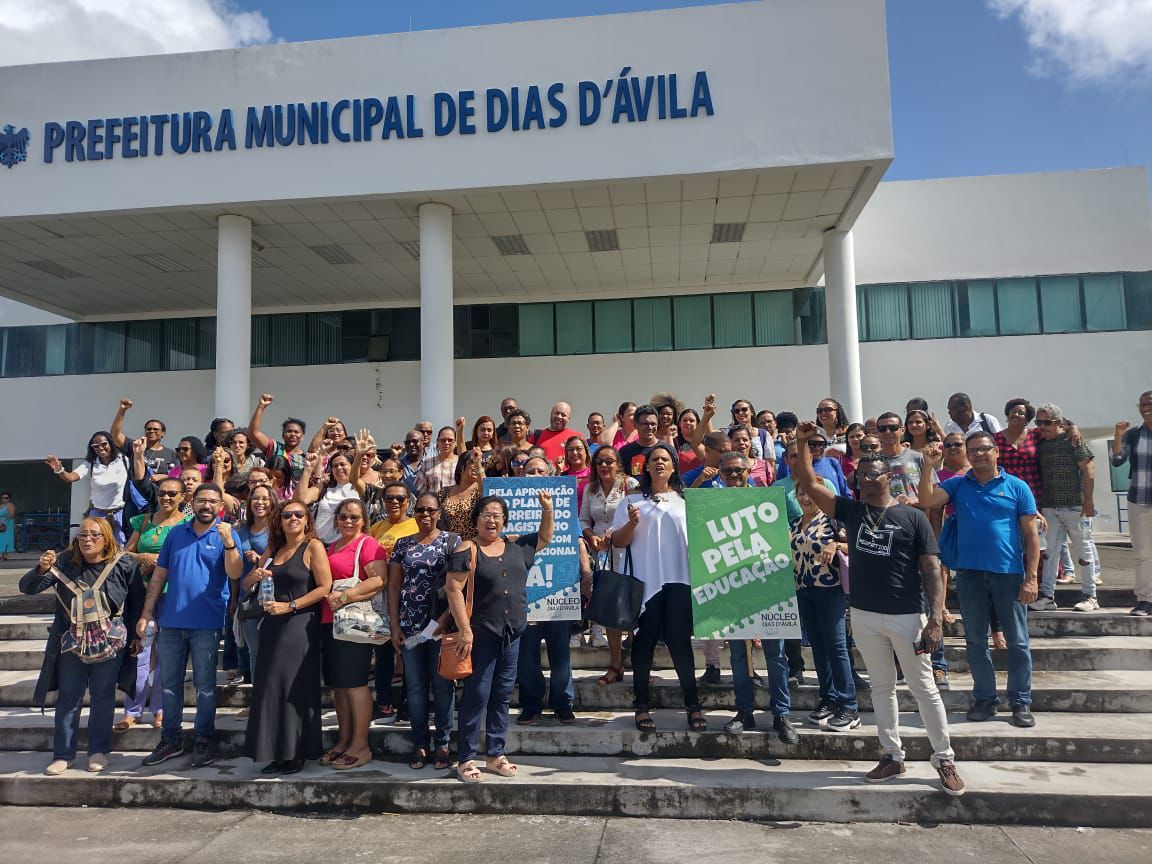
[0,125,30,169]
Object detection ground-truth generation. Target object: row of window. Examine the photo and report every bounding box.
[1,271,1148,377]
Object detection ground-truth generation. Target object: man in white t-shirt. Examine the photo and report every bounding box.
[944,392,1002,438]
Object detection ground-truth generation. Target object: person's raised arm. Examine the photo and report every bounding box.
[794,422,836,517]
[1112,421,1132,466]
[248,393,275,453]
[44,455,80,484]
[110,398,132,449]
[535,489,554,552]
[293,452,324,506]
[1078,456,1095,519]
[351,429,374,495]
[455,416,467,455]
[688,394,716,455]
[130,436,148,481]
[916,442,952,510]
[918,553,944,652]
[611,498,639,547]
[1019,513,1039,604]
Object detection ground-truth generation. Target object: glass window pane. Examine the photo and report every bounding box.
[556,301,593,355]
[673,295,712,350]
[489,304,517,357]
[453,306,470,359]
[264,313,307,367]
[633,297,672,351]
[1124,272,1152,330]
[65,324,93,375]
[798,287,827,345]
[594,299,632,353]
[1040,276,1082,333]
[2,327,46,377]
[390,308,420,360]
[956,280,997,337]
[125,320,163,372]
[164,319,198,370]
[863,284,910,341]
[307,312,342,365]
[909,282,954,339]
[196,318,215,369]
[713,293,753,348]
[44,325,68,375]
[855,286,867,341]
[754,291,796,346]
[341,310,369,363]
[92,322,124,373]
[518,304,554,356]
[996,278,1040,335]
[1084,274,1126,331]
[251,316,270,367]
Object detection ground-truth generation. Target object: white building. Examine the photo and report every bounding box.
[0,0,1148,529]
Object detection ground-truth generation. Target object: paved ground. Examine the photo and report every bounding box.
[0,809,1148,863]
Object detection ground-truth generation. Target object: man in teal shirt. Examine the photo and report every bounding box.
[773,442,836,522]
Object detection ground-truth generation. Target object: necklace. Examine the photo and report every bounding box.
[863,500,893,533]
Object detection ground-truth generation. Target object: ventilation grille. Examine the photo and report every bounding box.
[711,223,746,243]
[135,253,192,273]
[22,259,84,279]
[491,234,531,256]
[585,229,620,252]
[399,240,421,260]
[310,244,359,265]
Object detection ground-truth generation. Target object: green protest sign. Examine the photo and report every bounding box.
[686,487,801,639]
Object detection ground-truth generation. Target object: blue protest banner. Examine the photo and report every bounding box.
[482,476,581,621]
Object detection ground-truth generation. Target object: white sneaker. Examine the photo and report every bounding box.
[1073,596,1100,612]
[569,634,584,649]
[87,753,109,773]
[44,759,71,776]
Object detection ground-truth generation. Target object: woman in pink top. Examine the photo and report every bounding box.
[321,498,388,770]
[608,401,638,449]
[728,425,774,487]
[563,436,593,511]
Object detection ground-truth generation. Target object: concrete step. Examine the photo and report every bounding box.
[1,707,1147,764]
[0,750,1148,827]
[3,668,1151,713]
[2,635,1148,675]
[948,584,1136,609]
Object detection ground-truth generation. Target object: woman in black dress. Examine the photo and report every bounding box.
[243,500,333,774]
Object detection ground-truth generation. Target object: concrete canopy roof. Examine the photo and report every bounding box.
[0,162,882,319]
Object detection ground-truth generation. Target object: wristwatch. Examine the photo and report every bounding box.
[339,592,350,605]
[289,600,297,613]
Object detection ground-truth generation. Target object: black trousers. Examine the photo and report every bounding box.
[631,583,699,711]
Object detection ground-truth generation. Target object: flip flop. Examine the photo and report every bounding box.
[409,749,428,770]
[457,760,483,783]
[332,752,371,770]
[320,748,346,766]
[433,748,452,770]
[113,717,137,732]
[485,755,518,777]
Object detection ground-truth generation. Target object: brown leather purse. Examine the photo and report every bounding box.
[438,541,476,681]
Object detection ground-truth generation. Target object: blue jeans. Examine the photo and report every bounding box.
[955,570,1032,706]
[156,627,219,742]
[729,637,789,716]
[401,640,457,752]
[457,628,520,764]
[516,620,574,714]
[55,649,121,760]
[241,617,260,681]
[796,587,857,711]
[123,641,162,718]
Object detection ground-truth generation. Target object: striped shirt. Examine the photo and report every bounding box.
[1112,424,1152,507]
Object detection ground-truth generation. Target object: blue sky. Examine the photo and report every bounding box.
[227,0,1151,183]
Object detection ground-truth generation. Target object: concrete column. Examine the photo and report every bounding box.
[215,215,252,422]
[823,228,863,422]
[419,203,454,428]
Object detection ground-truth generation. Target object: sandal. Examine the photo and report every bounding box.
[433,748,452,770]
[457,760,483,783]
[687,707,708,732]
[409,749,428,770]
[113,716,137,732]
[320,747,346,766]
[597,665,625,686]
[485,755,518,777]
[332,752,371,770]
[634,710,657,732]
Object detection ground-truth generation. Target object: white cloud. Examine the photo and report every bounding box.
[988,0,1152,84]
[0,0,272,67]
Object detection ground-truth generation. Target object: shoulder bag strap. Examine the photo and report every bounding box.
[464,542,477,619]
[91,552,125,593]
[351,536,368,580]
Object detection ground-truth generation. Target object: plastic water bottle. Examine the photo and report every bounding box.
[259,574,275,609]
[404,632,430,650]
[141,621,156,650]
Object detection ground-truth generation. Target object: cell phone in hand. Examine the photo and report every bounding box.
[914,637,930,655]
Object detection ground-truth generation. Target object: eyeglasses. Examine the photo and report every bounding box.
[876,424,901,433]
[176,446,192,452]
[337,513,363,522]
[720,467,748,475]
[1035,418,1056,426]
[859,443,880,452]
[192,498,221,506]
[157,490,181,498]
[967,446,995,455]
[593,458,617,466]
[479,511,504,521]
[384,494,408,503]
[76,531,103,540]
[413,506,439,515]
[145,426,163,432]
[281,510,307,520]
[512,459,528,467]
[858,471,888,481]
[733,406,751,414]
[817,406,836,414]
[943,442,965,450]
[91,441,111,449]
[809,441,827,448]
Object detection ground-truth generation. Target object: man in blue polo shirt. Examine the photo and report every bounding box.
[917,432,1040,729]
[136,483,243,767]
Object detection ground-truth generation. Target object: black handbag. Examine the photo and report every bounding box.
[237,585,264,620]
[587,547,644,631]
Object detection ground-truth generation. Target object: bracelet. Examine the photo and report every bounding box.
[224,544,237,551]
[53,466,65,474]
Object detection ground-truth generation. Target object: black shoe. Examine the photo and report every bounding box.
[191,738,214,768]
[261,760,286,774]
[1027,596,1058,612]
[852,671,871,691]
[825,707,861,732]
[807,699,835,727]
[142,739,184,767]
[517,710,541,725]
[966,699,998,722]
[280,757,306,775]
[555,708,577,725]
[697,665,722,686]
[1130,601,1152,617]
[772,714,798,745]
[789,671,806,687]
[724,711,756,734]
[1010,704,1036,728]
[396,707,410,724]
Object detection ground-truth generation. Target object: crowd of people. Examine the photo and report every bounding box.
[19,386,1152,796]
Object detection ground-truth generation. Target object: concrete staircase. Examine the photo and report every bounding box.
[0,587,1149,825]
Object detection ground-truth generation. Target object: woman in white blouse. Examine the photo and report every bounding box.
[579,445,637,682]
[45,431,130,542]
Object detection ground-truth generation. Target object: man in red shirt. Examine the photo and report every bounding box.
[531,402,582,464]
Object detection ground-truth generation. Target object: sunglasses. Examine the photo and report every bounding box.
[943,442,965,450]
[91,441,111,449]
[720,467,748,475]
[859,443,880,452]
[384,494,408,503]
[858,471,888,481]
[594,458,617,466]
[809,441,827,448]
[413,506,439,515]
[1035,418,1057,426]
[817,406,836,413]
[157,490,181,498]
[176,446,193,452]
[281,510,307,520]
[876,424,901,433]
[145,426,163,432]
